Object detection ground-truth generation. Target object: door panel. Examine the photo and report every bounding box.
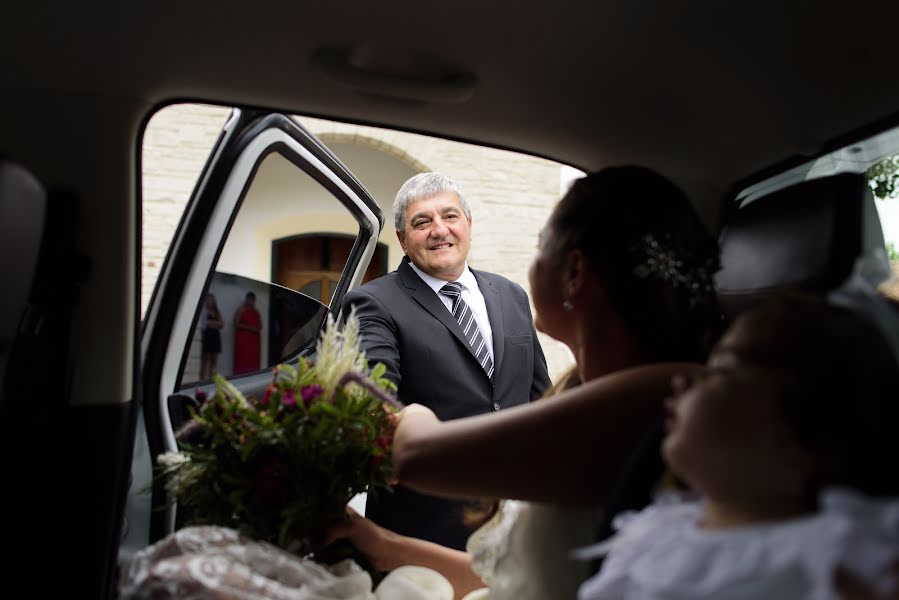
[126,108,383,556]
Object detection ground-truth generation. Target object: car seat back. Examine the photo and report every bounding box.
[715,172,886,319]
[0,161,47,387]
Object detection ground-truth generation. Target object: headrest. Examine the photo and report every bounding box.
[715,172,886,319]
[0,162,46,350]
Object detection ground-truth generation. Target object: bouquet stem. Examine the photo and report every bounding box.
[335,371,404,410]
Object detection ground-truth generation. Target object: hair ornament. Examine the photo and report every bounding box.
[631,233,716,307]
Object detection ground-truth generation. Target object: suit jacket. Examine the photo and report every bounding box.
[341,257,551,550]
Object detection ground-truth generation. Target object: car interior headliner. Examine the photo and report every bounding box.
[5,1,899,210]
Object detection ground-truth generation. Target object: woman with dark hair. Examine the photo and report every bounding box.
[327,166,724,599]
[199,293,223,380]
[233,291,262,375]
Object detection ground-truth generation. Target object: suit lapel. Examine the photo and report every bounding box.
[473,269,504,376]
[398,259,483,365]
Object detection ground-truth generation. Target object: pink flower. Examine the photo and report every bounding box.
[301,384,324,406]
[194,389,208,404]
[282,390,297,408]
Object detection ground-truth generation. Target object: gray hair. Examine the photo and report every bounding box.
[393,172,471,231]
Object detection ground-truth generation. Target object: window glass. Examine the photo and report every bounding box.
[866,155,899,299]
[184,149,376,386]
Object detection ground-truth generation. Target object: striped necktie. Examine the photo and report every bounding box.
[439,282,494,380]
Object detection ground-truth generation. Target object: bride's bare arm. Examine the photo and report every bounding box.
[325,508,484,600]
[392,362,697,506]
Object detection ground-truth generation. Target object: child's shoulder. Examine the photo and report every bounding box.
[580,488,899,599]
[821,487,899,587]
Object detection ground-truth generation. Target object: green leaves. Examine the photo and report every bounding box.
[866,155,899,200]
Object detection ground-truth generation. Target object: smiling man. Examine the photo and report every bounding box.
[341,172,550,550]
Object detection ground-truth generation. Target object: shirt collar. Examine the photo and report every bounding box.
[407,259,477,294]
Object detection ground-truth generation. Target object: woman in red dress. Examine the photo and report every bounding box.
[233,291,262,375]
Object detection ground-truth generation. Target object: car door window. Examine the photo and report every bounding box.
[141,109,384,393]
[180,148,387,387]
[130,107,384,553]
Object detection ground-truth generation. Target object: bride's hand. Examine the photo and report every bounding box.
[323,506,399,572]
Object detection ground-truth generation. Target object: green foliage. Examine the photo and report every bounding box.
[866,155,899,200]
[156,315,399,556]
[888,242,899,262]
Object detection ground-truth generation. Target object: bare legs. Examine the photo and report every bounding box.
[200,352,218,380]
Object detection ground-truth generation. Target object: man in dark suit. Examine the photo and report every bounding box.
[341,172,550,550]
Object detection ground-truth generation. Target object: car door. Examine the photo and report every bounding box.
[122,108,384,559]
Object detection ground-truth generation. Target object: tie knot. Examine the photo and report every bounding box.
[440,282,463,296]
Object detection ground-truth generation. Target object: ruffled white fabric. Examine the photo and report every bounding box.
[375,566,453,600]
[467,500,604,600]
[576,488,899,600]
[119,526,454,600]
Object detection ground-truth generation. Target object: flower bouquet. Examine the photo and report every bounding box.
[155,311,401,572]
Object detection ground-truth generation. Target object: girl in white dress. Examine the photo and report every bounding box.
[575,293,899,599]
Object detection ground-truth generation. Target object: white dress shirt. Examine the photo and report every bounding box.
[408,261,495,362]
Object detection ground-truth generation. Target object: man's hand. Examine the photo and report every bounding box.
[394,403,440,430]
[389,403,442,486]
[392,402,440,455]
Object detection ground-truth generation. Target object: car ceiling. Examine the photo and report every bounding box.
[5,1,899,214]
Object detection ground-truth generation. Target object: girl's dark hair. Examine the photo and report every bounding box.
[737,293,899,497]
[547,166,723,362]
[206,293,220,318]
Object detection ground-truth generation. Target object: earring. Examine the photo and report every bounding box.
[562,299,574,311]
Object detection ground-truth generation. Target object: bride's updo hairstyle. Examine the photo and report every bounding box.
[547,166,723,361]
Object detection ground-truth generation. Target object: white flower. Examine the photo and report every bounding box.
[315,308,368,399]
[158,452,191,468]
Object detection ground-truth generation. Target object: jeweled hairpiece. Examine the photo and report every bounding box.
[631,233,716,306]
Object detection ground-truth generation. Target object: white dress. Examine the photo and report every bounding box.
[464,500,604,600]
[575,488,899,600]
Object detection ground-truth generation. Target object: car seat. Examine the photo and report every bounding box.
[0,160,47,405]
[715,172,886,319]
[0,159,87,420]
